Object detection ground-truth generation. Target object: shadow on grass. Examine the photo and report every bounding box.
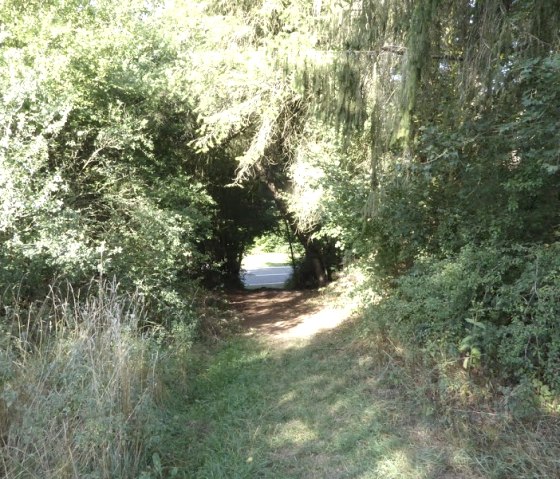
[227,290,322,336]
[160,319,560,479]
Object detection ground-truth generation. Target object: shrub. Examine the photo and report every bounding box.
[367,243,560,395]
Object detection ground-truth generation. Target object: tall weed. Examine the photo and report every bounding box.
[0,280,163,478]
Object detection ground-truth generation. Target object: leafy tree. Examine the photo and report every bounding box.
[0,0,216,323]
[3,0,560,392]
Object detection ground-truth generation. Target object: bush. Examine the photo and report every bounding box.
[0,0,215,324]
[367,243,560,395]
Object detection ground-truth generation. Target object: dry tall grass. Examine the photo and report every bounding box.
[0,280,161,478]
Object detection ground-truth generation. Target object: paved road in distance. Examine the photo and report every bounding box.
[242,265,293,289]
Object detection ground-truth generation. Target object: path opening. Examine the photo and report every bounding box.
[228,288,353,342]
[241,252,294,290]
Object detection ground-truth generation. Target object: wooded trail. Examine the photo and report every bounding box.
[177,290,495,479]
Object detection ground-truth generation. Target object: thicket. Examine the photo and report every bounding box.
[2,0,560,475]
[314,2,560,398]
[187,0,560,396]
[0,1,276,474]
[0,0,279,310]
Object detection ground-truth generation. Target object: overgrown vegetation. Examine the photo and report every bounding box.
[0,281,168,478]
[1,0,559,476]
[366,244,560,403]
[187,0,560,395]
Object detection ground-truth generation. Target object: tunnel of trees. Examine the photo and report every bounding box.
[2,0,560,408]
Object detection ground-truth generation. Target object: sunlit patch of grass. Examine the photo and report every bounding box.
[164,321,428,477]
[372,450,414,478]
[159,295,560,479]
[272,419,318,445]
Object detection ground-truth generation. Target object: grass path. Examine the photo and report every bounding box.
[159,290,560,479]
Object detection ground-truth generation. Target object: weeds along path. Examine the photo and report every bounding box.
[166,290,556,479]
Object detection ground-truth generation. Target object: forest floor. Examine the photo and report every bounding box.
[160,288,560,479]
[228,289,353,343]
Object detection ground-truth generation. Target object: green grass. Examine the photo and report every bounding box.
[159,313,560,479]
[0,281,165,479]
[164,327,450,478]
[7,280,557,478]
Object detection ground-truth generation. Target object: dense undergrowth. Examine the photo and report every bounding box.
[2,247,558,477]
[1,271,559,478]
[361,244,560,410]
[0,280,198,478]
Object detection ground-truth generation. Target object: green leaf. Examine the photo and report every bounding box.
[465,318,486,329]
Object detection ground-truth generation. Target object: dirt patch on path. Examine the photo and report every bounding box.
[227,289,353,342]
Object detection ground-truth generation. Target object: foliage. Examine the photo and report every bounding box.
[0,0,213,311]
[0,0,282,315]
[273,1,560,396]
[345,49,560,395]
[0,281,171,478]
[1,2,560,470]
[249,218,303,257]
[367,243,560,396]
